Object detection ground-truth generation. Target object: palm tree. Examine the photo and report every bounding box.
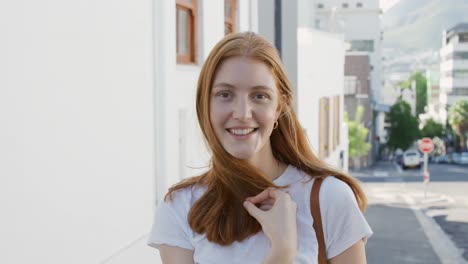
[448,99,468,150]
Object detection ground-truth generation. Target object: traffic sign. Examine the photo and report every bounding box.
[419,138,434,153]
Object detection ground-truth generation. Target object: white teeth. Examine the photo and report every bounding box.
[230,128,255,135]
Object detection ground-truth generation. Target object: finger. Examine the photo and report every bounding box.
[256,198,275,206]
[248,188,280,204]
[246,189,272,204]
[243,200,264,220]
[259,204,273,211]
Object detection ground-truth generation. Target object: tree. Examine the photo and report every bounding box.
[421,118,444,138]
[345,105,371,159]
[398,71,427,117]
[387,100,421,151]
[448,99,468,150]
[432,136,446,156]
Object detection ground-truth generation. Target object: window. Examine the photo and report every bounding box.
[451,88,468,96]
[319,97,331,159]
[344,76,358,95]
[349,40,374,52]
[454,51,468,60]
[224,0,236,35]
[460,33,468,43]
[333,96,340,150]
[454,69,468,78]
[317,3,324,8]
[342,3,349,8]
[176,0,197,64]
[315,19,321,29]
[356,2,363,7]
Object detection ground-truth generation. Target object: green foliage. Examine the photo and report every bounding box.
[398,72,427,117]
[448,99,468,149]
[387,100,421,151]
[421,118,444,138]
[345,106,371,159]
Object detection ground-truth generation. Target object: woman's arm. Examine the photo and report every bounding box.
[329,239,367,264]
[159,245,195,264]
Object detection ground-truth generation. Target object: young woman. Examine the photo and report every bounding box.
[148,32,373,264]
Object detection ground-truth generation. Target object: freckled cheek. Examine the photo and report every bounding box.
[255,105,278,125]
[210,102,231,128]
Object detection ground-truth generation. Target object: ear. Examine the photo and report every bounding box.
[275,94,286,119]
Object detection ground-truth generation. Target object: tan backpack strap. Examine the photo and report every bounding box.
[311,177,327,264]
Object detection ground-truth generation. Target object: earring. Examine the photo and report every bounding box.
[273,120,279,129]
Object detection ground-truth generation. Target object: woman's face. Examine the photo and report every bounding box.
[210,56,281,161]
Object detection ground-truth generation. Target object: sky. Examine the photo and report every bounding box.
[380,0,401,12]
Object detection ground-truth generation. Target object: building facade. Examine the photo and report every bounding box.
[313,0,382,161]
[2,1,350,263]
[440,23,468,107]
[344,53,373,167]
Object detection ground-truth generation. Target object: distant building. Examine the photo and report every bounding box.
[440,23,468,107]
[344,53,373,168]
[419,68,446,126]
[314,0,383,160]
[314,0,382,104]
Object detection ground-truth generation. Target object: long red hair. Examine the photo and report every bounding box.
[165,32,367,246]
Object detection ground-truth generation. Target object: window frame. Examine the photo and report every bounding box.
[176,0,198,64]
[319,97,331,159]
[333,96,340,150]
[224,0,237,35]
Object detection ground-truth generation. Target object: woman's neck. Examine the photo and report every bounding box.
[249,150,287,181]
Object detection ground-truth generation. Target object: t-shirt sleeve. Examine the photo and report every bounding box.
[147,190,194,251]
[320,177,373,259]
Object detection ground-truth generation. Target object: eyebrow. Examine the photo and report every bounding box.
[212,82,274,91]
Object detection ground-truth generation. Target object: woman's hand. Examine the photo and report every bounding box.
[243,188,297,261]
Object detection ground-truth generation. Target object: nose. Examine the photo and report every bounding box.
[232,97,253,121]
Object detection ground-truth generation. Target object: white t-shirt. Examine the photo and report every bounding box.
[148,165,373,264]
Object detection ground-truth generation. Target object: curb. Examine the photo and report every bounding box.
[400,194,467,264]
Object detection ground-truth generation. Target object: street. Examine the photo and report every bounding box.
[351,161,468,264]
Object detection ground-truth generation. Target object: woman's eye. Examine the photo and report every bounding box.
[217,92,231,99]
[254,93,268,100]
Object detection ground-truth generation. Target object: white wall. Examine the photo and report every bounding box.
[297,28,346,169]
[1,0,263,263]
[257,0,276,45]
[0,0,158,263]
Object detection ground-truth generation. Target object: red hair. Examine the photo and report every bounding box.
[165,32,367,246]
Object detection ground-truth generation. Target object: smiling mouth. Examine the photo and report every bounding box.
[227,128,258,136]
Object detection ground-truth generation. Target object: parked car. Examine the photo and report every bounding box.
[402,150,422,169]
[452,153,461,164]
[434,155,449,164]
[456,152,468,165]
[395,154,403,165]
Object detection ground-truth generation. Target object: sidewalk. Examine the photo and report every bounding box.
[365,196,441,264]
[361,180,467,264]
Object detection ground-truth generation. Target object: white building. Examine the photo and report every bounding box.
[257,0,348,169]
[1,0,348,263]
[440,23,468,107]
[420,68,446,126]
[313,0,382,159]
[313,0,382,104]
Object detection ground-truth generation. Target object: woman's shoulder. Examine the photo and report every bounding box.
[321,176,352,193]
[317,176,359,212]
[164,182,207,207]
[295,172,355,205]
